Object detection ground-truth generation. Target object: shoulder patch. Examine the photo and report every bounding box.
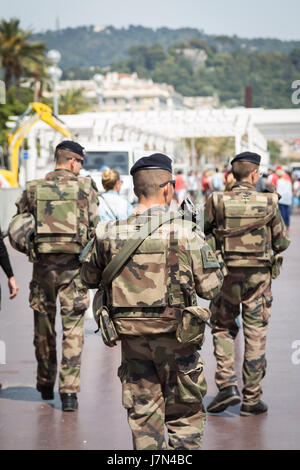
[201,244,220,269]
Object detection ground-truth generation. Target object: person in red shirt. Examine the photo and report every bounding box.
[174,171,186,205]
[270,165,291,188]
[201,170,212,202]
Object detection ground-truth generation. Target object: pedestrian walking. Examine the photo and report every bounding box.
[211,168,224,192]
[276,169,293,230]
[99,168,133,221]
[201,170,212,202]
[81,153,224,449]
[187,170,198,202]
[11,141,99,411]
[293,176,300,214]
[174,170,186,205]
[204,151,290,416]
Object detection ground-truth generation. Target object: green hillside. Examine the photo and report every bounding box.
[31,25,300,69]
[110,41,300,108]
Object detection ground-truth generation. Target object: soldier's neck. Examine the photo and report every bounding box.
[136,198,169,214]
[233,180,256,189]
[55,166,74,175]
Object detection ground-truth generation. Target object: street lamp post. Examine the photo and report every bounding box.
[47,50,62,115]
[93,74,104,111]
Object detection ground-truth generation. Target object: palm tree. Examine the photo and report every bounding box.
[0,18,46,97]
[59,89,89,114]
[25,60,49,101]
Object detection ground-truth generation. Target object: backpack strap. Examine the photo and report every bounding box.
[213,192,225,229]
[167,222,182,307]
[213,209,276,238]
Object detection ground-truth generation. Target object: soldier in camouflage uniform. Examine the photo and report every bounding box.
[81,153,224,449]
[204,151,290,416]
[15,141,99,411]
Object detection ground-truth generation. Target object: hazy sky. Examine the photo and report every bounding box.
[1,0,300,41]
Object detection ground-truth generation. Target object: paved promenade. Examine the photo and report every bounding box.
[0,215,299,450]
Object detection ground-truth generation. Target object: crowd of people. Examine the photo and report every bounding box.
[174,166,233,205]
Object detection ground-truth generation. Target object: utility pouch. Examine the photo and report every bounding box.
[98,306,119,348]
[176,306,211,345]
[271,253,283,280]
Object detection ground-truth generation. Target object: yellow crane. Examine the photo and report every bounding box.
[0,102,73,187]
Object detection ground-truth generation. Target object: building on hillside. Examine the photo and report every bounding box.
[100,72,184,111]
[42,72,184,111]
[26,71,219,112]
[183,95,220,109]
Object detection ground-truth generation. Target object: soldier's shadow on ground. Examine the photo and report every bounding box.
[0,386,61,409]
[203,395,241,417]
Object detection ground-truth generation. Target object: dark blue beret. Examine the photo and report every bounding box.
[130,153,172,175]
[55,140,85,159]
[231,151,261,166]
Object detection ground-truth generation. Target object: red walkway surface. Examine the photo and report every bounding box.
[0,216,299,450]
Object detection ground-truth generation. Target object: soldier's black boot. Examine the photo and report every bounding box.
[60,393,78,412]
[240,400,268,416]
[207,385,241,413]
[37,383,54,400]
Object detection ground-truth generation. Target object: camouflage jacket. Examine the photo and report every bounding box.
[204,182,290,268]
[81,205,224,335]
[16,169,99,255]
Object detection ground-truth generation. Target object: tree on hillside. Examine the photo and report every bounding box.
[0,18,46,97]
[127,43,167,72]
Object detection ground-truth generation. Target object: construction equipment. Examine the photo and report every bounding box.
[0,102,73,187]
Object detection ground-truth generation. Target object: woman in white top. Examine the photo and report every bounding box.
[276,169,292,230]
[99,168,133,221]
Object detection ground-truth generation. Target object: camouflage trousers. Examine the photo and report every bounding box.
[29,254,89,393]
[118,333,207,450]
[210,267,272,406]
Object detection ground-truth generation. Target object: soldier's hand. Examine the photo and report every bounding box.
[8,276,19,299]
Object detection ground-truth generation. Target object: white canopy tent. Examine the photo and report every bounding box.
[8,107,300,180]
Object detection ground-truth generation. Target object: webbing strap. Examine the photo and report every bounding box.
[167,224,181,307]
[101,211,181,288]
[213,192,224,229]
[213,210,275,238]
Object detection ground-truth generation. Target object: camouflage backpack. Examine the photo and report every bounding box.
[212,191,277,267]
[26,176,91,254]
[8,212,36,261]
